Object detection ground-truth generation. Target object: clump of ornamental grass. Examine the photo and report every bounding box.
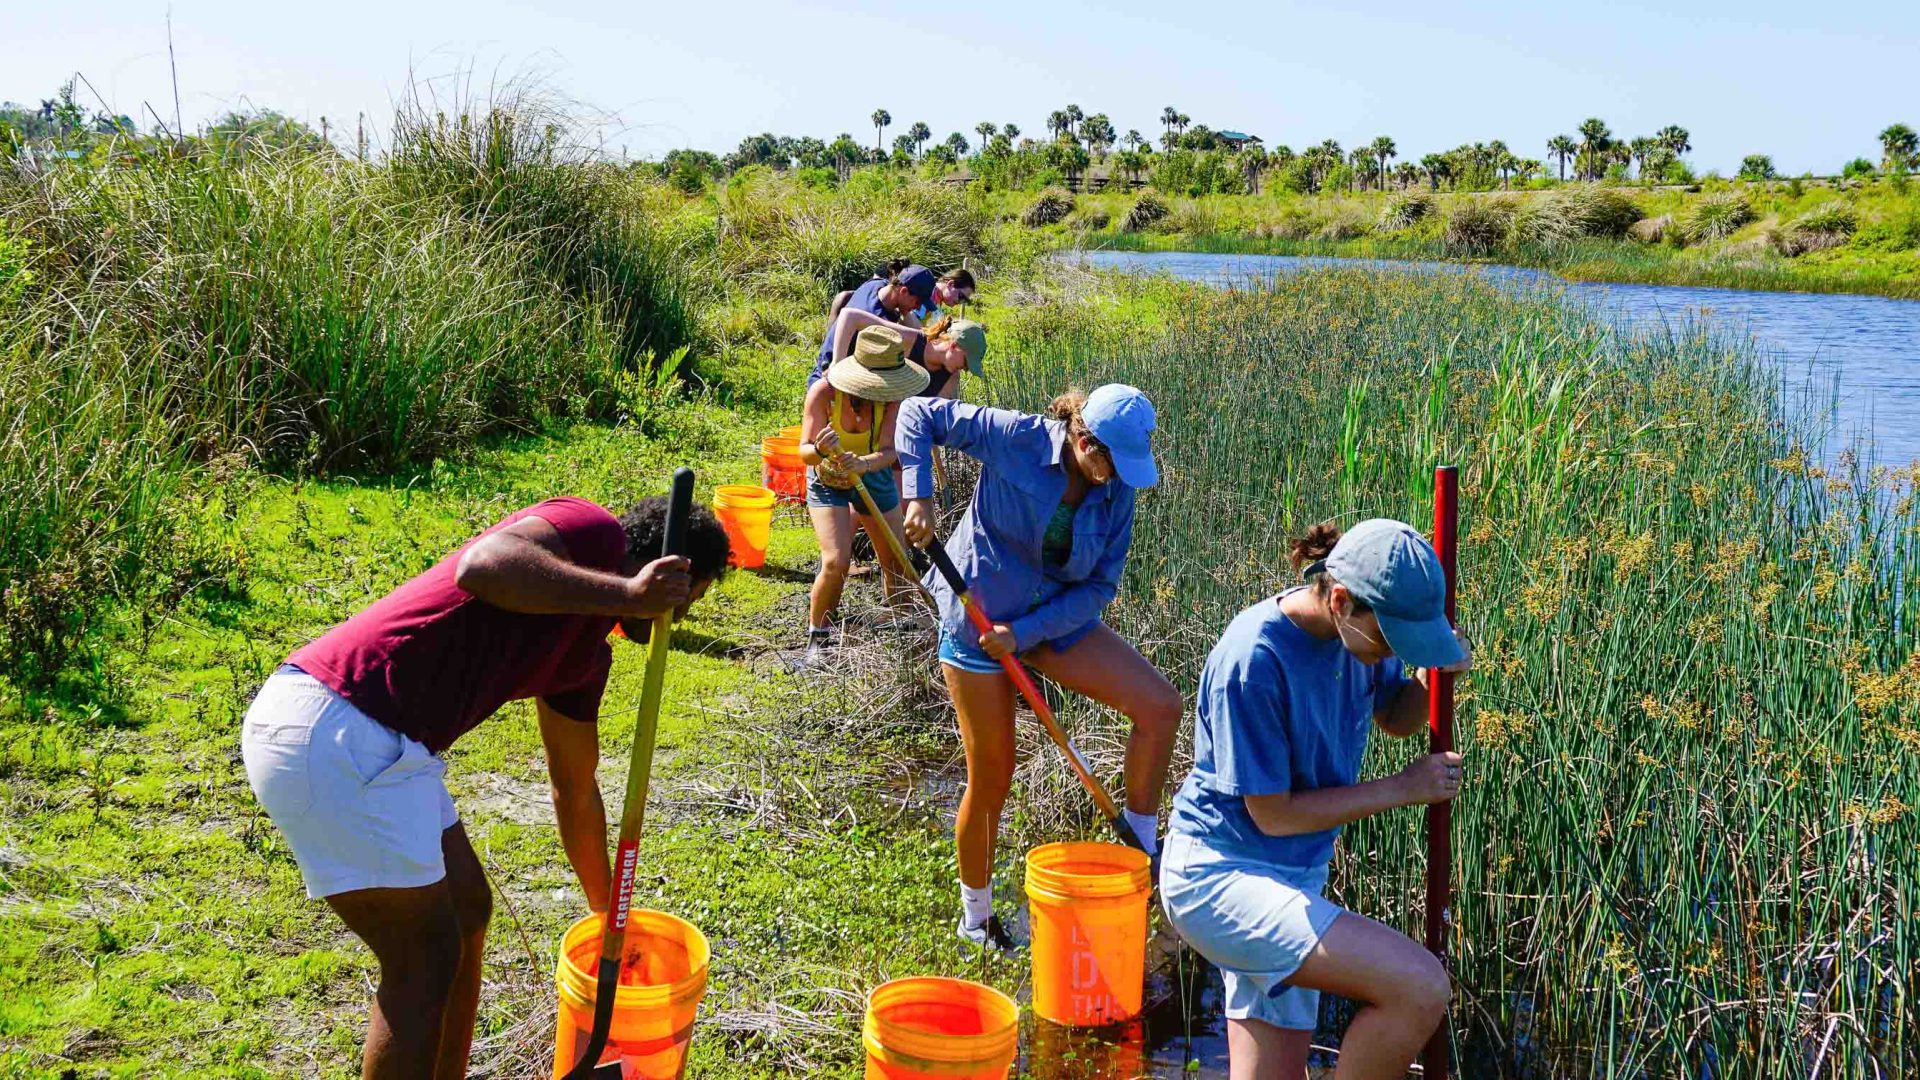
[994,266,1920,1079]
[1020,186,1075,227]
[1443,196,1517,253]
[1121,191,1169,232]
[1510,185,1644,246]
[1378,191,1435,231]
[1685,190,1756,242]
[1772,201,1859,255]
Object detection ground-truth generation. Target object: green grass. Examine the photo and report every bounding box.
[988,266,1920,1077]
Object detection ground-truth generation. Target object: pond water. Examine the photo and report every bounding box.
[1070,250,1920,467]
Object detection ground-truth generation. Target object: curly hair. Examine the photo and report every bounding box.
[619,497,731,583]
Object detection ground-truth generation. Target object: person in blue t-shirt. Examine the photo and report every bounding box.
[1162,519,1473,1080]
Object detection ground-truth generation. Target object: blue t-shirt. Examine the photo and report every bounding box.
[812,279,893,382]
[1167,590,1410,868]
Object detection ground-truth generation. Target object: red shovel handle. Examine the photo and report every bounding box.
[1423,464,1459,1080]
[923,541,1142,850]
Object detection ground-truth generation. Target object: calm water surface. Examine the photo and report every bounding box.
[1072,250,1920,466]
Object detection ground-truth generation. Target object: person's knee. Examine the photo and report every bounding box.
[1399,952,1452,1023]
[964,767,1014,808]
[818,550,851,581]
[1132,680,1184,736]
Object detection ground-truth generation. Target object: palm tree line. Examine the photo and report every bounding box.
[697,106,1916,194]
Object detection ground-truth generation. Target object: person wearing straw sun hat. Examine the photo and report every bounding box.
[799,324,929,662]
[1160,518,1474,1080]
[896,385,1183,953]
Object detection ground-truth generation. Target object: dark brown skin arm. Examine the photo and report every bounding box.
[452,515,688,618]
[538,699,610,913]
[1377,672,1431,738]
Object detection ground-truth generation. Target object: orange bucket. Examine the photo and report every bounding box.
[551,912,708,1079]
[713,484,776,570]
[863,977,1018,1079]
[761,435,806,504]
[779,424,804,439]
[1025,842,1152,1027]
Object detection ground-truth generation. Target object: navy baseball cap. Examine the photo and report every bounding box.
[1082,384,1158,489]
[1324,519,1464,669]
[898,264,937,304]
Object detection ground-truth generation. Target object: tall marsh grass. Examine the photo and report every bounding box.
[995,268,1919,1078]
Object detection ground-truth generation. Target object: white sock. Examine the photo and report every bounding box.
[960,882,993,929]
[1124,809,1160,856]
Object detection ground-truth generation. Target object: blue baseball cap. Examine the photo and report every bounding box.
[1324,519,1464,669]
[1082,384,1158,489]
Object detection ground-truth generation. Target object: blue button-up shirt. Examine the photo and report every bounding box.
[896,398,1137,652]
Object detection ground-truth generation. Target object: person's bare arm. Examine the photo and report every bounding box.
[538,700,610,914]
[453,516,688,618]
[1244,752,1462,836]
[831,306,926,361]
[1376,634,1473,738]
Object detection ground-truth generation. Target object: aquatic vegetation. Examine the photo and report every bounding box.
[997,267,1919,1077]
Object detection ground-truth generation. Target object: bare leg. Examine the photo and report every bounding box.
[944,664,1017,889]
[1285,912,1450,1080]
[1226,1018,1312,1080]
[432,824,492,1080]
[325,881,463,1080]
[807,504,854,629]
[1026,623,1182,816]
[856,502,913,608]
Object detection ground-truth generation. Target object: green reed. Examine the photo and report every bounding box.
[994,268,1919,1078]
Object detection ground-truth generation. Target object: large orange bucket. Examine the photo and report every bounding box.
[863,977,1018,1079]
[1025,842,1152,1027]
[779,424,804,439]
[761,435,806,504]
[713,484,776,570]
[551,912,709,1079]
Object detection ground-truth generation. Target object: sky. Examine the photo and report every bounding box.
[7,0,1917,175]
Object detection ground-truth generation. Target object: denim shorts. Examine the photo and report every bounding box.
[1159,831,1344,1031]
[806,464,899,512]
[937,626,1005,674]
[241,666,458,898]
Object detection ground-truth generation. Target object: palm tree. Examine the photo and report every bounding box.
[1370,136,1397,191]
[1628,137,1656,180]
[1488,139,1511,187]
[1547,134,1577,181]
[871,109,891,154]
[907,121,931,158]
[1064,104,1084,130]
[1176,113,1191,136]
[1047,110,1068,140]
[1421,153,1451,191]
[1124,129,1144,152]
[1160,106,1179,142]
[1657,125,1692,159]
[1576,118,1612,180]
[975,121,996,150]
[1349,147,1375,190]
[1880,123,1919,171]
[1002,123,1020,142]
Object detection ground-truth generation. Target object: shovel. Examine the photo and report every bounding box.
[561,467,695,1080]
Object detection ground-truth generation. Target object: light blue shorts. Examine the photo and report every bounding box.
[1159,831,1344,1031]
[241,667,458,898]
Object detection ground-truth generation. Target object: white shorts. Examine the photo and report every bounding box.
[241,666,458,898]
[1159,832,1344,1031]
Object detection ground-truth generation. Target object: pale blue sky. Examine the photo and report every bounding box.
[8,0,1917,174]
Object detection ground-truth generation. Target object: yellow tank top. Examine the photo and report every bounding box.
[830,390,887,456]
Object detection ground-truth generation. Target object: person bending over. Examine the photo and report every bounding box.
[898,386,1182,952]
[241,495,730,1080]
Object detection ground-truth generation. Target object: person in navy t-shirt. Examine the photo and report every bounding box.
[241,496,731,1080]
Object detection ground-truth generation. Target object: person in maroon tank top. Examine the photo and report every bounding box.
[241,495,730,1080]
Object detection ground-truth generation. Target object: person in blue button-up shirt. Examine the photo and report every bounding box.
[898,387,1182,952]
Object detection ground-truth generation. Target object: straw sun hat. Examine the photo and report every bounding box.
[826,325,929,401]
